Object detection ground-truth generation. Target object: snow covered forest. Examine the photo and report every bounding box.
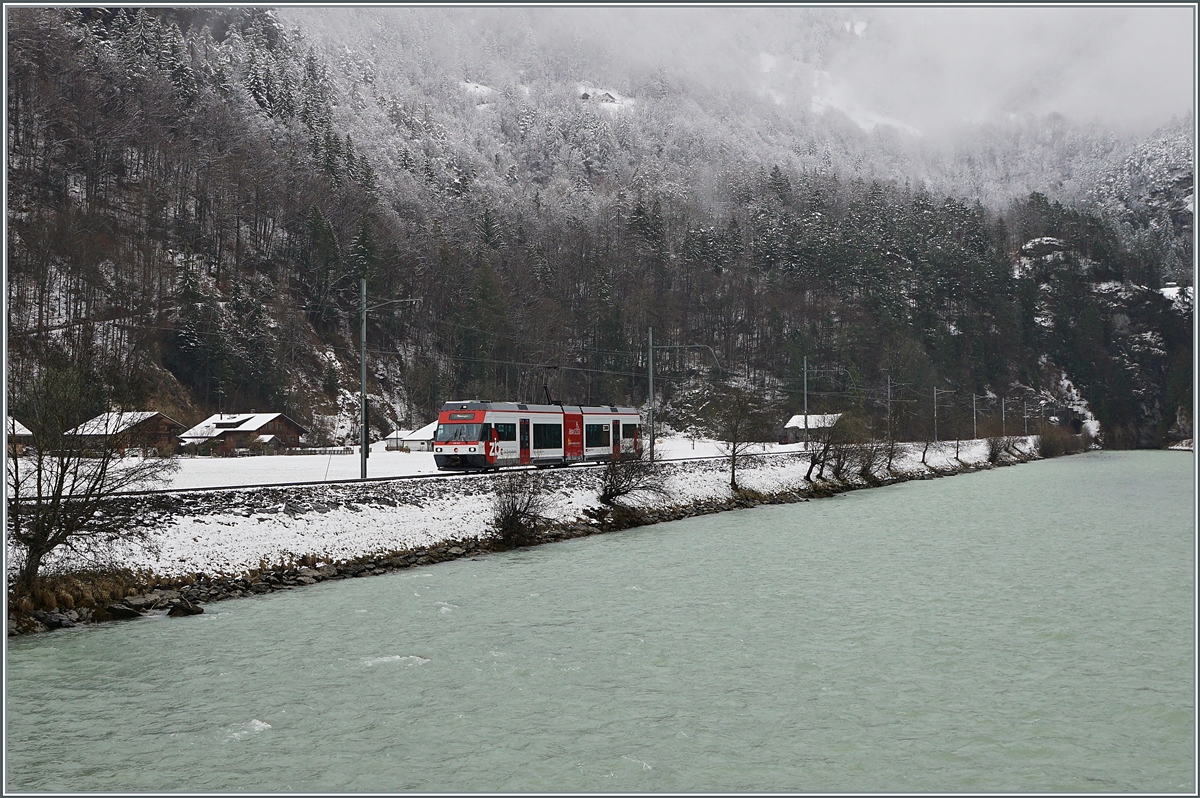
[5,7,1193,447]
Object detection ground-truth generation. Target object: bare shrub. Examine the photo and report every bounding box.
[596,449,670,507]
[1037,427,1089,458]
[985,435,1029,463]
[490,471,549,548]
[853,439,890,482]
[1002,436,1031,461]
[825,439,854,481]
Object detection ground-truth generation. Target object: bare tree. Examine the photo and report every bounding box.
[6,347,178,594]
[701,383,776,492]
[804,420,835,482]
[596,447,669,507]
[490,471,549,548]
[825,417,874,482]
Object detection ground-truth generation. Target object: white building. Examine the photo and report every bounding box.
[389,420,438,452]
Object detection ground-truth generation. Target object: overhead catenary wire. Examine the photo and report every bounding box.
[48,320,1021,420]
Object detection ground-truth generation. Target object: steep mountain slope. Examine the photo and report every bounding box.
[5,8,1192,447]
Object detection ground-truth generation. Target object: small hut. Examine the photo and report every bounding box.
[782,413,843,444]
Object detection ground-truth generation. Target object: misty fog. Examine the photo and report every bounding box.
[285,5,1194,138]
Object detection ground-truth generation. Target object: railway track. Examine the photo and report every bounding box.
[110,449,816,498]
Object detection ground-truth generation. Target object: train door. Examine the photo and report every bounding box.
[563,411,584,461]
[519,419,530,465]
[612,420,622,459]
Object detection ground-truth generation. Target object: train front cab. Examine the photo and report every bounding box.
[431,407,490,470]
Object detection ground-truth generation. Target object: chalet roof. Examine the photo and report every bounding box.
[179,412,307,442]
[783,413,842,430]
[401,420,439,441]
[7,416,33,437]
[65,411,182,437]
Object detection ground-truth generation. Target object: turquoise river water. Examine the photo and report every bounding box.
[4,450,1194,792]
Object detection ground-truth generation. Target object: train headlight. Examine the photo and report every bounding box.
[469,446,476,452]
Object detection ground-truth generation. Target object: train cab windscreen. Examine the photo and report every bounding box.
[436,423,482,442]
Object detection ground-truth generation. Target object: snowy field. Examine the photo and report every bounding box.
[29,435,1038,580]
[160,436,807,490]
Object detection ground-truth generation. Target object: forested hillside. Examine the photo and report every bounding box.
[5,8,1193,448]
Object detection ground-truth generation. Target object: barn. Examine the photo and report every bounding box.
[65,411,186,456]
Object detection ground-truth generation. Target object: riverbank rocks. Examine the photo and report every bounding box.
[167,598,203,617]
[104,603,145,620]
[28,610,77,629]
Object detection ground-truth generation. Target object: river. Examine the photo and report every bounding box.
[5,451,1193,792]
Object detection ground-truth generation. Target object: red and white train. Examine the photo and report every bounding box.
[433,400,642,471]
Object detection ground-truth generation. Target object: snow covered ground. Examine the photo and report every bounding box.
[25,435,1038,581]
[160,436,808,490]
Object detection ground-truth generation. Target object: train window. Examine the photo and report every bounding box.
[585,424,610,448]
[493,423,516,441]
[532,423,562,449]
[622,424,640,439]
[435,423,481,442]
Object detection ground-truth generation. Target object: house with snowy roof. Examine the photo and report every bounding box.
[7,416,34,455]
[65,411,186,455]
[386,420,438,452]
[782,413,843,444]
[178,412,306,455]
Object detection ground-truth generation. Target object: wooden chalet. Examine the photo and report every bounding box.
[65,411,186,455]
[178,412,307,455]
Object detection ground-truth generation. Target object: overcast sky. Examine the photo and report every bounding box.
[836,6,1195,134]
